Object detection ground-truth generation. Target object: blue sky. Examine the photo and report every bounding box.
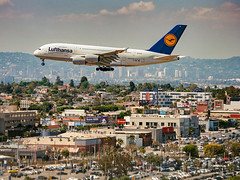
[0,0,239,58]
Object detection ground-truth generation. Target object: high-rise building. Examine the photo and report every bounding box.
[163,67,167,77]
[178,70,182,78]
[175,70,178,78]
[184,70,188,78]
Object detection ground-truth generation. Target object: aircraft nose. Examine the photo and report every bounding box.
[33,49,40,56]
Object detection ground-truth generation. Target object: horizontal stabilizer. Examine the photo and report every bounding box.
[154,55,180,61]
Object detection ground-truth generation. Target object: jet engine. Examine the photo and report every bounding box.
[85,55,102,64]
[71,56,85,65]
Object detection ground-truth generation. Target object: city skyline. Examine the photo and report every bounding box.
[0,0,239,59]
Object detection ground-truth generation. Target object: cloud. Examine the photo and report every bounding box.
[178,2,240,23]
[0,9,34,19]
[0,0,14,7]
[0,0,33,19]
[54,1,155,21]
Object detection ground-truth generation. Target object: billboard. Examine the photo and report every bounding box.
[177,102,190,108]
[197,102,208,112]
[214,100,224,110]
[117,119,126,125]
[85,116,108,124]
[162,127,174,133]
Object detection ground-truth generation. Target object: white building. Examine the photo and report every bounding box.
[224,101,240,111]
[127,114,199,137]
[140,90,212,107]
[62,109,86,117]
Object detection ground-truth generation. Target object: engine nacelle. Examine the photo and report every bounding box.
[71,56,85,65]
[85,55,101,64]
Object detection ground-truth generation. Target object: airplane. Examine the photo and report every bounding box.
[34,24,187,71]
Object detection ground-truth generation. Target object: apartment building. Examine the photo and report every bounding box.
[0,106,36,134]
[140,90,212,107]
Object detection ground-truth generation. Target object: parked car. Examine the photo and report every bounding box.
[57,171,67,175]
[37,176,48,180]
[8,169,18,173]
[76,168,86,174]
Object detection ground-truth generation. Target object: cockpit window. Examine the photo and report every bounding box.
[38,48,41,50]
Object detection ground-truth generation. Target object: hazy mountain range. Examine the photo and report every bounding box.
[0,52,239,86]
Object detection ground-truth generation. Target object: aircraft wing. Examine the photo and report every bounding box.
[95,48,127,65]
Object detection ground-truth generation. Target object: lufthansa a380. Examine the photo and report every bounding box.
[34,25,187,71]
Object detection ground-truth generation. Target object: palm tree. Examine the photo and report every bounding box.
[106,136,113,144]
[128,135,136,145]
[117,138,124,148]
[152,141,160,149]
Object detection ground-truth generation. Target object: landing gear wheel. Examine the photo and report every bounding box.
[96,67,100,71]
[41,59,45,66]
[110,68,114,71]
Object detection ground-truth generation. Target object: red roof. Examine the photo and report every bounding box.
[47,125,60,129]
[1,96,12,99]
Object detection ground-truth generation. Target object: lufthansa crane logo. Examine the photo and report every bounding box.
[164,34,177,47]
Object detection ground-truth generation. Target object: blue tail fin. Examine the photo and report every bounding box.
[147,24,187,55]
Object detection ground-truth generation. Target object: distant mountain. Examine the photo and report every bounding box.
[0,52,239,86]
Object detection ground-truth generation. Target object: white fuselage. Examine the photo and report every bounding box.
[34,43,179,67]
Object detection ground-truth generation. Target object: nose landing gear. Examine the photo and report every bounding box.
[41,59,45,66]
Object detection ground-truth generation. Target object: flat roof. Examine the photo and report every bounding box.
[0,155,14,160]
[23,131,112,146]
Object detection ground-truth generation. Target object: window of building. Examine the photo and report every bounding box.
[146,122,149,126]
[154,122,157,127]
[174,123,176,127]
[139,122,142,126]
[161,122,164,126]
[168,123,170,126]
[132,122,135,125]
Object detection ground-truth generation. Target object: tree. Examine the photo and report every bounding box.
[69,79,74,87]
[119,111,131,119]
[45,147,61,161]
[80,76,88,83]
[146,155,162,167]
[152,141,160,149]
[61,124,68,131]
[129,81,136,92]
[189,84,198,91]
[128,135,136,145]
[188,126,195,136]
[219,119,230,128]
[203,143,224,157]
[61,149,70,158]
[41,76,51,86]
[125,144,138,160]
[142,82,152,90]
[182,144,199,158]
[98,151,132,179]
[231,143,240,157]
[117,138,124,147]
[55,76,63,86]
[114,153,132,177]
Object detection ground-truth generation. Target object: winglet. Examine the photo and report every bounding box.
[148,25,187,55]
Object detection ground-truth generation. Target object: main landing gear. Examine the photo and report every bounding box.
[96,67,114,71]
[41,59,45,66]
